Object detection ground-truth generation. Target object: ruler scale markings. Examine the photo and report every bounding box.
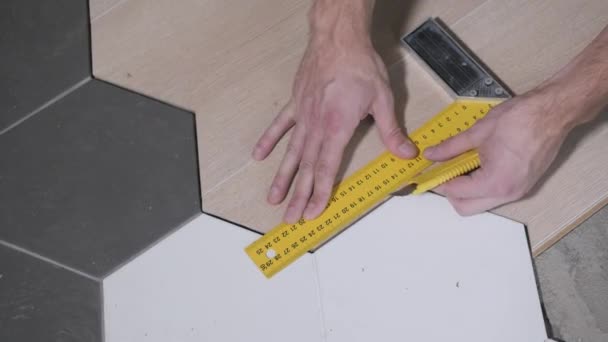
[246,99,500,278]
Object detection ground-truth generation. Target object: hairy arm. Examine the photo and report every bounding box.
[541,25,608,130]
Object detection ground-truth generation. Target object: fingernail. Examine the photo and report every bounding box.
[398,141,416,157]
[267,186,280,204]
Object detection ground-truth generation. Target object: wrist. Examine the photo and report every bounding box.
[308,0,374,48]
[533,70,605,135]
[534,28,608,132]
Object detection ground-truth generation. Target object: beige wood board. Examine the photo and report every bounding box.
[90,0,608,255]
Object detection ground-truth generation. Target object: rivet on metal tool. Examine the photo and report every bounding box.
[468,89,478,97]
[484,78,494,86]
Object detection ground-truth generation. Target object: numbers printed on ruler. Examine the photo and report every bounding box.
[246,100,499,278]
[254,154,424,268]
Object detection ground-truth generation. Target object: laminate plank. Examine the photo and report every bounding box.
[91,0,608,254]
[92,0,308,193]
[91,0,485,194]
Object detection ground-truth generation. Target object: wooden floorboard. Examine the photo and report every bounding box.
[90,0,608,255]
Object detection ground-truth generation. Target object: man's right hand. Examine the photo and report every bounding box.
[251,0,417,224]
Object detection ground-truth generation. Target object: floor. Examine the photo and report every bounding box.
[90,0,608,255]
[1,2,201,340]
[1,0,607,341]
[536,205,608,342]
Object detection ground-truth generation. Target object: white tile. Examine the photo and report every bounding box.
[103,214,323,342]
[104,194,547,342]
[314,194,547,342]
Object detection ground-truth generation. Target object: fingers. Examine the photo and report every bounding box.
[372,84,418,159]
[252,101,295,161]
[436,174,503,216]
[434,168,493,199]
[436,168,512,216]
[284,128,324,223]
[303,128,353,220]
[447,196,505,216]
[267,123,306,205]
[424,123,486,161]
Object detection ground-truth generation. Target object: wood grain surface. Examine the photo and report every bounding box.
[90,0,608,255]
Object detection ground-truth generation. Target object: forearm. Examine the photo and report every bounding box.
[540,25,608,132]
[308,0,375,45]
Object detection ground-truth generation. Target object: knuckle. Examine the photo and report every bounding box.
[285,140,301,155]
[324,112,344,134]
[315,160,332,178]
[299,159,315,172]
[386,125,402,139]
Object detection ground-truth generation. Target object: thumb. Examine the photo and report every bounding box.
[424,126,482,161]
[372,86,418,159]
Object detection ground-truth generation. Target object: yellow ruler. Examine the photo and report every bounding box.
[409,149,481,194]
[246,98,502,278]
